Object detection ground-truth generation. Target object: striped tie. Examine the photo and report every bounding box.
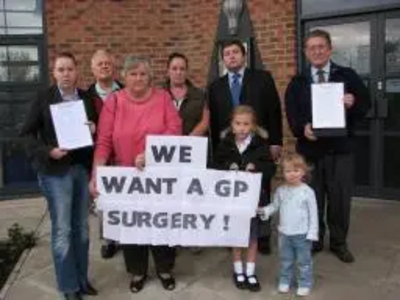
[317,69,326,83]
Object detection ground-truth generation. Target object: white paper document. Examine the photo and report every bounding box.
[312,83,345,129]
[50,100,93,150]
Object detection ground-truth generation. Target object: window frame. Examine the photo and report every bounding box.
[299,0,400,20]
[0,36,47,86]
[0,0,43,35]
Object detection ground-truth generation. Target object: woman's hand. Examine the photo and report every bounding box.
[89,178,99,199]
[135,153,146,170]
[86,121,96,135]
[49,148,68,160]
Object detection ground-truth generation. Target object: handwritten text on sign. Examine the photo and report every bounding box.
[97,167,261,247]
[145,136,208,168]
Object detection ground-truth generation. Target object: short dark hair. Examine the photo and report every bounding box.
[220,39,246,57]
[305,29,332,48]
[55,52,77,65]
[167,52,188,68]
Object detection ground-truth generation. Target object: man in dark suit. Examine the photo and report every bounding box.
[86,50,123,116]
[285,30,370,263]
[208,40,283,254]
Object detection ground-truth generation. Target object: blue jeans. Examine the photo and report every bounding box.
[38,165,90,293]
[278,234,313,288]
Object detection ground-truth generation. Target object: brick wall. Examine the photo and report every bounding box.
[45,0,296,143]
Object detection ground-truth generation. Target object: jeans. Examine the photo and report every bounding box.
[38,165,90,293]
[278,234,313,288]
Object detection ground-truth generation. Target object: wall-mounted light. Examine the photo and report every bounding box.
[222,0,244,36]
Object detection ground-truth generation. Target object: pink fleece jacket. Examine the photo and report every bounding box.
[94,87,182,166]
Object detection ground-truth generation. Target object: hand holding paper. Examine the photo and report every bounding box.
[135,153,146,170]
[304,123,317,141]
[49,148,68,160]
[343,93,355,109]
[50,100,93,150]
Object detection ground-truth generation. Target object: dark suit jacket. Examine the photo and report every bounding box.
[208,68,282,152]
[86,81,124,116]
[285,62,370,160]
[20,85,98,175]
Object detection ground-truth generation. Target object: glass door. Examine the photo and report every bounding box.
[381,12,400,197]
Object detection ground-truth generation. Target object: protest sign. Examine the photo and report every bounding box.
[97,166,261,247]
[145,135,208,168]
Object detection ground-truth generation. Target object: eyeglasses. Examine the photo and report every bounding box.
[306,44,330,53]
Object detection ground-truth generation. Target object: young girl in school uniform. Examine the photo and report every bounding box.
[214,105,276,292]
[258,153,318,297]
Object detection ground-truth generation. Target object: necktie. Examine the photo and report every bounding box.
[317,69,326,83]
[230,73,241,107]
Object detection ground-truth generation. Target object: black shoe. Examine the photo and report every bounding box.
[129,275,147,293]
[101,242,117,259]
[246,275,261,292]
[63,292,82,300]
[80,282,98,296]
[330,247,355,263]
[257,238,271,255]
[312,241,324,254]
[232,273,247,290]
[157,273,176,291]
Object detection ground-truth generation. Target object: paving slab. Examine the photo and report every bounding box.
[1,198,400,300]
[0,198,46,239]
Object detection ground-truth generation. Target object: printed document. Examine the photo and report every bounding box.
[312,83,345,129]
[50,100,93,150]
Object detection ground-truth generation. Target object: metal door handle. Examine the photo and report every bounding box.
[377,97,388,119]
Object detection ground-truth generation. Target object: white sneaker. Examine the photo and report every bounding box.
[297,287,311,296]
[278,284,290,293]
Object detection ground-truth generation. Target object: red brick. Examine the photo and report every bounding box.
[46,0,296,143]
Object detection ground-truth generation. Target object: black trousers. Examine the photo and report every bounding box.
[310,153,353,249]
[123,244,176,275]
[258,186,272,241]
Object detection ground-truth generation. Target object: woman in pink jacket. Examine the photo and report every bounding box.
[91,56,181,293]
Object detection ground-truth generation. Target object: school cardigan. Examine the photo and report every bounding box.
[94,88,182,166]
[213,132,276,206]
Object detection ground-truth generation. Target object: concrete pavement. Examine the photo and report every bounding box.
[1,198,400,300]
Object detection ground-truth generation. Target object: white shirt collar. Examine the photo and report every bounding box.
[95,81,120,100]
[311,61,331,78]
[228,67,245,83]
[58,86,79,102]
[236,134,252,154]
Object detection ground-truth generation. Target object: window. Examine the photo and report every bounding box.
[0,0,43,35]
[302,0,400,16]
[0,45,40,82]
[309,22,371,76]
[0,0,45,191]
[386,18,400,73]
